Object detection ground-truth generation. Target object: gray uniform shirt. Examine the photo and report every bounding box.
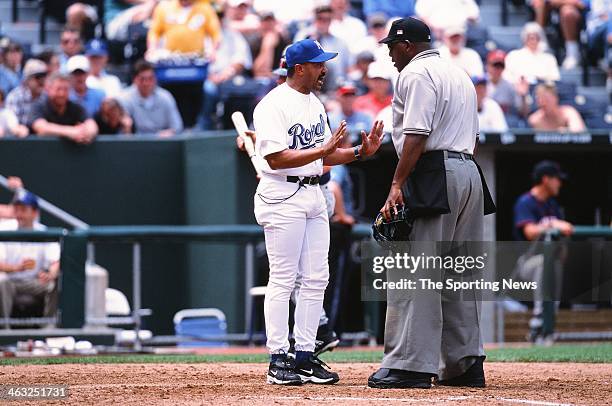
[391,49,479,157]
[119,85,183,134]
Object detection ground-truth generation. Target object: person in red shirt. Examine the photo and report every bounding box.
[353,61,393,118]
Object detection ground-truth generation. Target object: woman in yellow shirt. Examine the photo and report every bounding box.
[147,0,221,57]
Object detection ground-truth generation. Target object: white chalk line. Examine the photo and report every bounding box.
[241,395,576,405]
[65,384,577,405]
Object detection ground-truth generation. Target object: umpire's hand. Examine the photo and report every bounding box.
[381,185,404,221]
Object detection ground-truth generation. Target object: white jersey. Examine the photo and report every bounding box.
[253,83,331,177]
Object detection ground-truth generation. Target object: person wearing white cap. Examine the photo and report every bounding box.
[6,59,48,126]
[353,61,393,118]
[66,55,106,118]
[437,24,484,77]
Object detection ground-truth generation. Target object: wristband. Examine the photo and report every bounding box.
[354,145,362,161]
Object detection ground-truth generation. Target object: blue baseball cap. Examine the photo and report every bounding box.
[85,39,108,57]
[12,191,39,210]
[285,39,338,68]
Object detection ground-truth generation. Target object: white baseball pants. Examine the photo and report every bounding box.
[254,175,330,354]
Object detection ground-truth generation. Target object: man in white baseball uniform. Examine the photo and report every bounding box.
[253,38,384,385]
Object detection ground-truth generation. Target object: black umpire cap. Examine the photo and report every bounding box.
[379,17,431,44]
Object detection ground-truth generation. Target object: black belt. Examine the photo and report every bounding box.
[446,151,473,160]
[286,175,320,185]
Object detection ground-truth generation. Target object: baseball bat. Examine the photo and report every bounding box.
[231,111,262,177]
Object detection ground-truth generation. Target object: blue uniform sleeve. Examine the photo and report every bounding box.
[330,165,347,185]
[514,195,538,230]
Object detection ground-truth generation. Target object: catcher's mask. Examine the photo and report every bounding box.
[372,205,414,242]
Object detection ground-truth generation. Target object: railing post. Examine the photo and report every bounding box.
[244,242,254,341]
[133,242,142,351]
[59,230,87,328]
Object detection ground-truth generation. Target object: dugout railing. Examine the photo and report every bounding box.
[0,224,372,349]
[494,225,612,343]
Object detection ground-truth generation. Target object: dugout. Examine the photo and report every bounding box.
[0,130,609,337]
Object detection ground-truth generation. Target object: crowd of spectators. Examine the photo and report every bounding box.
[0,0,606,143]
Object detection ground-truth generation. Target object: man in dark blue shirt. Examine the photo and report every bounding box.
[513,160,573,344]
[513,160,573,241]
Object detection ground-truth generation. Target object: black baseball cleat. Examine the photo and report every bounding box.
[267,354,303,385]
[314,324,340,356]
[367,368,433,389]
[435,358,486,388]
[295,354,340,384]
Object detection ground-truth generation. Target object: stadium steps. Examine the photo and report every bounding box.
[0,0,61,49]
[503,309,612,342]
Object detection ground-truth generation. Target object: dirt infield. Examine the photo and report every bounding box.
[1,362,610,405]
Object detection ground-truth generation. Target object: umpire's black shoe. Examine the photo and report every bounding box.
[436,358,486,388]
[267,355,303,385]
[314,324,340,356]
[295,355,340,384]
[367,368,433,389]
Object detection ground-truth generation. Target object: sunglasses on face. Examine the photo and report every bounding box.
[33,73,47,80]
[490,62,505,69]
[61,38,79,44]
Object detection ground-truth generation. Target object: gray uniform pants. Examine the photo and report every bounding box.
[381,157,485,380]
[0,273,57,324]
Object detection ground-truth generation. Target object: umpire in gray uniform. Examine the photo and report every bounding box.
[368,18,495,389]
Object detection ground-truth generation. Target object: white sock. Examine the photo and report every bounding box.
[565,41,579,59]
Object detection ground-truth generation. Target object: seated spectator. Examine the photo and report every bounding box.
[85,39,123,97]
[486,50,530,123]
[330,0,368,56]
[0,90,28,138]
[294,4,351,92]
[105,0,158,42]
[347,50,375,95]
[147,0,221,58]
[66,55,105,118]
[65,1,99,40]
[6,59,48,126]
[29,73,98,144]
[354,62,393,117]
[250,11,290,79]
[95,98,133,135]
[473,76,509,133]
[528,82,586,132]
[58,27,83,70]
[585,0,611,66]
[36,50,61,75]
[362,0,415,20]
[504,22,561,85]
[226,0,261,38]
[530,0,586,69]
[416,0,480,40]
[252,0,316,27]
[0,42,23,96]
[201,17,253,129]
[0,192,61,324]
[328,83,373,134]
[119,60,183,136]
[438,24,484,77]
[352,14,390,57]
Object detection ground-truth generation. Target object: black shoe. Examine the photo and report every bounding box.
[314,325,340,356]
[436,358,486,388]
[367,368,432,389]
[295,354,340,384]
[267,354,303,385]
